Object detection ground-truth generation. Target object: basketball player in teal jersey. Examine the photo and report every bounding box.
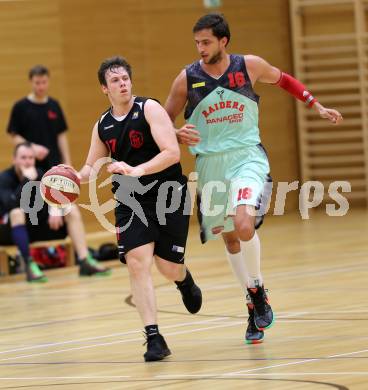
[165,13,343,344]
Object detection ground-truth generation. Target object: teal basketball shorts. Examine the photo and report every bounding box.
[195,144,272,243]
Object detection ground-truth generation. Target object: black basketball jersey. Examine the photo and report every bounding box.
[97,96,182,189]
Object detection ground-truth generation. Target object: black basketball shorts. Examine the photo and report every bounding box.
[115,177,190,264]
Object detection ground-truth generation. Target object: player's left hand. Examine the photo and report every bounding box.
[126,166,145,177]
[314,103,343,124]
[176,124,201,146]
[107,162,145,177]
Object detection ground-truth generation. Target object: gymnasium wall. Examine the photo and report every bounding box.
[0,0,298,227]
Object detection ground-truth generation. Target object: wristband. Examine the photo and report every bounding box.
[276,72,317,108]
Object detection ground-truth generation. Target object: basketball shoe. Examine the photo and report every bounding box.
[247,286,274,330]
[26,259,48,283]
[79,253,111,277]
[245,303,264,344]
[144,333,171,362]
[175,270,202,314]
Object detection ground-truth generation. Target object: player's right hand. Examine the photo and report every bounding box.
[31,143,49,160]
[57,164,74,171]
[176,124,201,146]
[57,164,81,180]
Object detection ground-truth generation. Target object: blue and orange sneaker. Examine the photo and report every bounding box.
[245,303,264,344]
[247,286,274,331]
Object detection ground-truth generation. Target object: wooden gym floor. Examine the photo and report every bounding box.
[0,209,367,389]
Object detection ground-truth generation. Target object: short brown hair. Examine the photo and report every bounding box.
[13,142,33,156]
[29,65,49,80]
[97,56,132,86]
[193,13,231,46]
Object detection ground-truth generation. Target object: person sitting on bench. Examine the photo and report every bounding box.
[0,142,111,282]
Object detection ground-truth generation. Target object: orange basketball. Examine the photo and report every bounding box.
[40,166,80,207]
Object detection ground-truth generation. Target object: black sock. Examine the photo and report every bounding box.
[145,324,159,338]
[175,269,194,288]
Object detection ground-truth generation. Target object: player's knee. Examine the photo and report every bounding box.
[223,237,240,254]
[9,208,26,225]
[226,241,240,253]
[234,219,254,242]
[126,256,149,278]
[239,229,255,242]
[126,258,143,277]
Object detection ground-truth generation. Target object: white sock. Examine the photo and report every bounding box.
[239,231,263,288]
[225,249,248,295]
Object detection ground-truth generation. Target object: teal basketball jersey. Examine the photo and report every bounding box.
[185,54,261,155]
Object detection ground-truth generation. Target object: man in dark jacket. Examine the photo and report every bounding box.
[0,142,110,282]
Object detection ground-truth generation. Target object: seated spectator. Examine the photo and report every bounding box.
[0,142,111,282]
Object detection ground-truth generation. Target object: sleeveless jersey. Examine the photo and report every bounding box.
[185,54,261,155]
[97,96,182,191]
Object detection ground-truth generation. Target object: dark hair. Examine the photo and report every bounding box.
[97,56,132,86]
[193,13,231,46]
[13,142,33,156]
[29,65,49,80]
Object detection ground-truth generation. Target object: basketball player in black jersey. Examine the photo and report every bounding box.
[74,56,202,362]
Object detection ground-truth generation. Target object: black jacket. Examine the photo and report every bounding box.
[0,167,43,217]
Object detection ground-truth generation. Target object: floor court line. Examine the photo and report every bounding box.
[156,260,368,293]
[223,348,368,376]
[155,372,368,379]
[0,320,245,362]
[0,310,316,356]
[1,356,368,366]
[152,349,368,380]
[1,372,368,381]
[0,317,230,355]
[225,372,368,376]
[0,282,242,332]
[0,376,131,380]
[0,304,365,335]
[2,321,367,377]
[0,310,362,357]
